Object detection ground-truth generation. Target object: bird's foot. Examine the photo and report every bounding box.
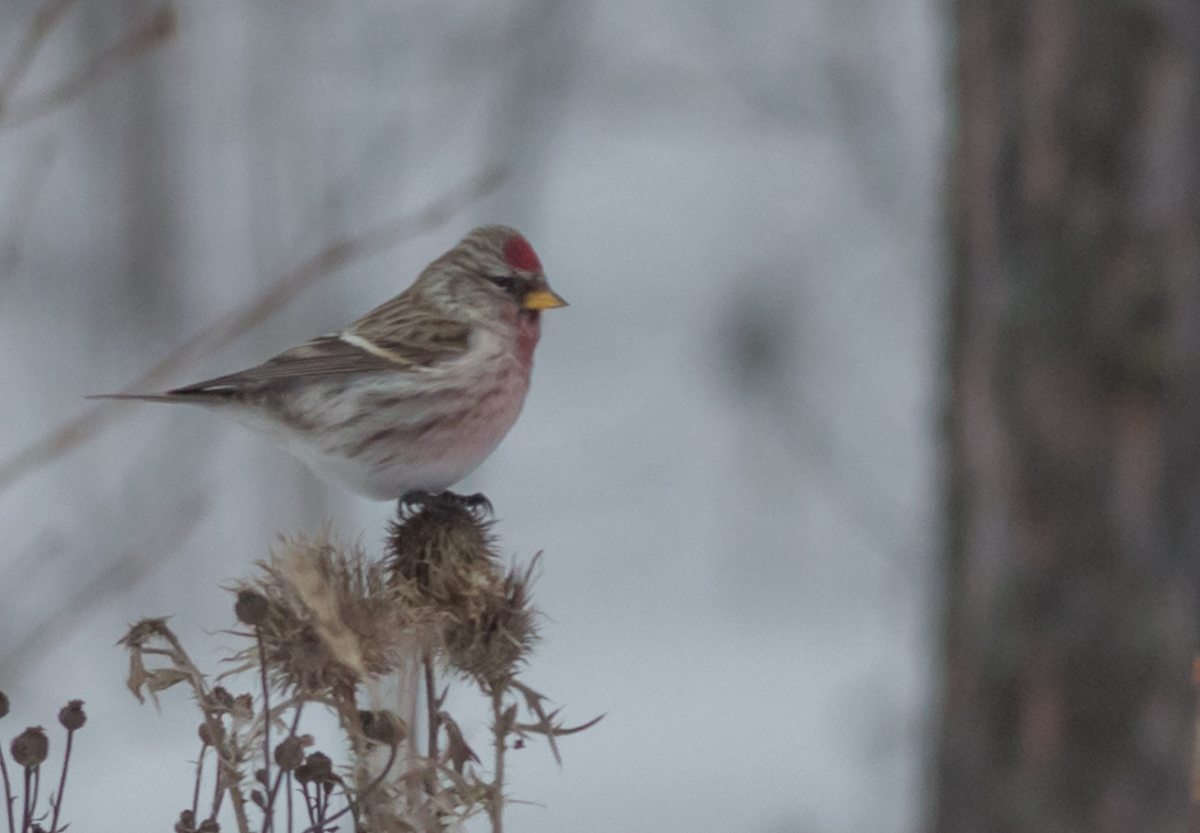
[458,492,494,516]
[398,490,436,512]
[398,490,493,519]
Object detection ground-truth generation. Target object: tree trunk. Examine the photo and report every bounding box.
[937,2,1200,831]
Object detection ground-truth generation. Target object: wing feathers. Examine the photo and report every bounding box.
[170,335,402,392]
[93,319,472,401]
[93,296,473,401]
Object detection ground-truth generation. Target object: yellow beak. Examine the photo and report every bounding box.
[522,288,569,310]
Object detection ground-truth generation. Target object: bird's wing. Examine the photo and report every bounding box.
[88,295,473,402]
[167,336,396,392]
[85,337,398,402]
[167,314,471,395]
[345,288,474,362]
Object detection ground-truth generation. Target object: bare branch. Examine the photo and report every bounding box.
[0,4,177,131]
[0,0,78,117]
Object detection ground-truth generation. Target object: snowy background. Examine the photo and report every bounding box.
[0,1,943,830]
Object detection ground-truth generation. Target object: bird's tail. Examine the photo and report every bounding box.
[86,392,182,404]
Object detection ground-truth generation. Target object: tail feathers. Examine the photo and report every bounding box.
[87,392,186,404]
[89,384,242,403]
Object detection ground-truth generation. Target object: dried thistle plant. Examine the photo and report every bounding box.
[232,534,422,697]
[387,493,538,691]
[121,492,599,833]
[0,691,87,833]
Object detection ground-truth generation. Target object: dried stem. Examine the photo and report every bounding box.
[296,743,398,833]
[46,726,74,833]
[489,691,506,833]
[19,766,33,833]
[0,745,14,833]
[225,751,252,833]
[285,772,293,833]
[128,624,251,833]
[191,740,207,823]
[31,767,41,833]
[423,651,439,765]
[265,702,305,822]
[332,690,365,777]
[299,782,314,830]
[207,731,224,823]
[257,632,272,833]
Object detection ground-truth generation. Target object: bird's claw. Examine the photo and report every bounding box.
[460,492,493,516]
[399,490,435,511]
[397,490,493,519]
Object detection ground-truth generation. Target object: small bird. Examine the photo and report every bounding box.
[93,226,566,499]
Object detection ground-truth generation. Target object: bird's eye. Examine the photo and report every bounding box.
[486,276,522,297]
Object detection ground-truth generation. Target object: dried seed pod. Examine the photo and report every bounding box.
[11,726,49,768]
[234,590,269,626]
[274,735,305,771]
[443,562,539,690]
[295,751,334,785]
[198,721,224,746]
[58,700,86,731]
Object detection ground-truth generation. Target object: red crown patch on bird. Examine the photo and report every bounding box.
[503,235,542,272]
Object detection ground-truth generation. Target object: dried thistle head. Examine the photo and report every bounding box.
[387,494,539,690]
[294,751,337,787]
[274,735,306,771]
[443,561,540,691]
[234,590,269,626]
[10,726,48,768]
[58,700,86,731]
[387,492,497,602]
[232,533,421,697]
